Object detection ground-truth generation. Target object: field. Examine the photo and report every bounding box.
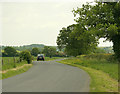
[0,57,32,79]
[2,57,28,71]
[1,56,64,71]
[76,54,118,80]
[58,54,119,92]
[2,65,32,79]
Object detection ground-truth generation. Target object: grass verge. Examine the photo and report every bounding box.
[1,64,32,79]
[58,59,118,92]
[2,57,28,71]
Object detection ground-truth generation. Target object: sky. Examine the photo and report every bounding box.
[0,0,113,47]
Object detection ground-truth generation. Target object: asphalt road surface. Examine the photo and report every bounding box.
[2,59,90,92]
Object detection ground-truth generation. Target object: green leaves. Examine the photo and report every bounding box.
[19,50,32,64]
[107,24,118,40]
[43,46,56,58]
[31,47,39,56]
[57,1,120,61]
[57,23,97,56]
[4,47,17,57]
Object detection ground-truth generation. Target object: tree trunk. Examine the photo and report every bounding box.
[112,34,120,62]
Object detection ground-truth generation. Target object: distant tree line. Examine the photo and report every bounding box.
[1,46,65,64]
[57,1,120,61]
[31,46,66,57]
[1,46,66,58]
[1,44,45,51]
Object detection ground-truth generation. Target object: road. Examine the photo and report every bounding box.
[2,59,90,92]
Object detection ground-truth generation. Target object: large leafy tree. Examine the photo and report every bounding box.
[57,24,97,56]
[72,1,120,60]
[57,1,120,60]
[43,46,56,58]
[57,25,75,51]
[4,47,17,57]
[31,47,39,56]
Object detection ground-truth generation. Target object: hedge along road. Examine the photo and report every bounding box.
[2,59,90,92]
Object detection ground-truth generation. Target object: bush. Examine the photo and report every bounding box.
[19,50,32,64]
[77,53,118,63]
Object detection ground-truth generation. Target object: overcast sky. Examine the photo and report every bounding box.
[0,0,113,47]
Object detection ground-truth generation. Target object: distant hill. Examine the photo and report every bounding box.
[1,44,58,51]
[1,44,113,54]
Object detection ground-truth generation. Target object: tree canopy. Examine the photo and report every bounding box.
[43,46,56,58]
[31,47,39,56]
[57,1,120,61]
[4,47,17,57]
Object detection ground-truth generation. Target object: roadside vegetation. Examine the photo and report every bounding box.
[58,53,118,92]
[0,57,33,79]
[57,2,120,62]
[2,64,32,79]
[56,2,119,92]
[1,47,33,79]
[77,54,118,80]
[0,45,65,79]
[2,57,28,71]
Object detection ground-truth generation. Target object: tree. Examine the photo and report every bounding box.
[57,1,120,60]
[43,46,56,58]
[72,1,120,61]
[19,50,32,64]
[31,47,39,56]
[57,24,97,56]
[0,51,2,57]
[4,47,17,57]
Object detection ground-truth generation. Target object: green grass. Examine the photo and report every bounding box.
[57,54,118,92]
[2,57,28,71]
[1,65,32,79]
[0,57,33,79]
[74,58,118,80]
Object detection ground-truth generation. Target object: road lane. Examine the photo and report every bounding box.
[2,59,90,92]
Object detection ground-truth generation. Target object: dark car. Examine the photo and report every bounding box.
[37,54,45,61]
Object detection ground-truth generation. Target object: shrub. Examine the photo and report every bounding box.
[77,53,118,63]
[19,50,32,64]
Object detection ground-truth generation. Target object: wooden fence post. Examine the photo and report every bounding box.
[2,59,3,65]
[13,57,16,68]
[13,57,16,63]
[8,59,9,64]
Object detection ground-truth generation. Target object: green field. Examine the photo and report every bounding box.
[0,57,32,79]
[2,65,32,79]
[58,54,118,92]
[2,57,28,71]
[1,56,64,71]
